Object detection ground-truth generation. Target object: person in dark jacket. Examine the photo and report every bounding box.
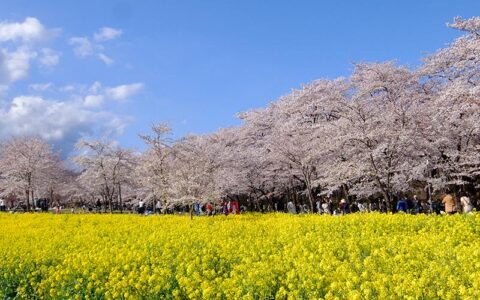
[396,198,407,213]
[406,197,414,213]
[339,199,350,215]
[413,195,423,214]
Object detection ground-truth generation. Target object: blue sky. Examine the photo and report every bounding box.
[0,0,478,154]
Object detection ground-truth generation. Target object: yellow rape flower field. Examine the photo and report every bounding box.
[1,213,480,299]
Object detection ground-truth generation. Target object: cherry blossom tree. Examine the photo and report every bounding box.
[418,16,480,192]
[35,155,76,207]
[0,137,59,211]
[136,123,174,208]
[166,134,224,218]
[268,79,348,211]
[74,140,136,213]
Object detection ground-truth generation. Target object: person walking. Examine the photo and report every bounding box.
[302,204,308,214]
[194,202,200,216]
[339,199,350,215]
[460,195,473,214]
[357,202,367,213]
[95,199,102,213]
[396,197,407,213]
[0,198,6,212]
[380,200,387,213]
[442,193,456,214]
[368,201,377,212]
[321,201,331,215]
[205,202,213,216]
[287,201,296,214]
[138,200,145,215]
[413,195,423,214]
[406,197,414,214]
[155,201,162,214]
[54,203,61,214]
[222,201,229,216]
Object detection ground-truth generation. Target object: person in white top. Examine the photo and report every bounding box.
[0,198,5,211]
[286,201,296,214]
[357,202,367,213]
[138,200,145,214]
[321,202,331,215]
[460,196,473,213]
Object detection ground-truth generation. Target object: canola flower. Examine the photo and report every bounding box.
[0,213,480,299]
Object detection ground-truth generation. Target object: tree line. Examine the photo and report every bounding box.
[0,16,479,212]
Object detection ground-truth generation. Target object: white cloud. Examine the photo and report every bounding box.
[70,26,122,65]
[78,81,144,107]
[94,27,122,42]
[0,46,37,84]
[60,84,76,92]
[97,53,114,65]
[84,94,104,107]
[38,48,60,67]
[69,37,93,57]
[0,17,49,43]
[0,18,60,89]
[0,95,129,153]
[29,82,53,91]
[105,83,144,101]
[0,18,136,154]
[88,81,102,93]
[105,116,129,136]
[0,96,89,141]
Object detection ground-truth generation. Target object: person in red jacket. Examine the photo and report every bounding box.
[205,202,213,216]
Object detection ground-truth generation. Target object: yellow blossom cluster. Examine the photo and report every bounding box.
[0,213,479,299]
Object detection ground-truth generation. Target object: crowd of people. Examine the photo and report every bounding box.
[393,193,474,215]
[283,193,476,215]
[0,192,476,216]
[72,199,245,216]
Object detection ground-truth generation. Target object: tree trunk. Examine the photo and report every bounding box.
[255,195,262,212]
[118,184,123,213]
[306,188,315,213]
[293,188,299,209]
[342,185,349,201]
[380,191,391,211]
[49,187,54,211]
[25,189,30,212]
[304,177,315,213]
[31,190,35,210]
[101,194,106,213]
[108,196,113,213]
